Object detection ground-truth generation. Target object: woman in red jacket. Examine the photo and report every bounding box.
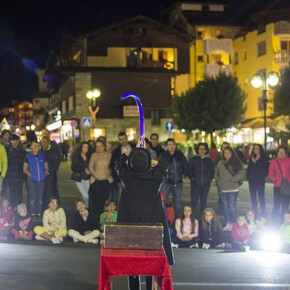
[268,146,290,224]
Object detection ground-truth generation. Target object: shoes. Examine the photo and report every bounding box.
[99,239,103,245]
[223,223,232,231]
[51,237,62,244]
[35,235,46,241]
[88,239,99,244]
[202,243,210,249]
[189,243,199,248]
[171,242,179,248]
[216,243,226,248]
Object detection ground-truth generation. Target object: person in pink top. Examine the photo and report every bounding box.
[231,214,250,250]
[268,146,290,224]
[171,204,200,248]
[0,198,15,241]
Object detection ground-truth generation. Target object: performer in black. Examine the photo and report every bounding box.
[116,141,174,290]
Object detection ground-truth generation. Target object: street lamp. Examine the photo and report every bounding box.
[86,89,101,128]
[250,71,279,149]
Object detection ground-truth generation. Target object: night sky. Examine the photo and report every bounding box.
[0,0,287,106]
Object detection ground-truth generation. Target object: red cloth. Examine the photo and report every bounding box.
[98,247,173,290]
[231,223,250,243]
[0,208,15,231]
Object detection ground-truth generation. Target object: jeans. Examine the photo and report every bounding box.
[249,182,266,216]
[272,186,290,224]
[162,182,183,218]
[191,182,211,214]
[8,180,24,208]
[171,235,200,248]
[27,179,45,215]
[75,179,90,207]
[220,191,238,224]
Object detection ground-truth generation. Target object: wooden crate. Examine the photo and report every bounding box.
[104,223,163,250]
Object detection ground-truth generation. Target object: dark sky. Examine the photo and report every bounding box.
[0,0,287,106]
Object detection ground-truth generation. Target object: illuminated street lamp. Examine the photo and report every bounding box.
[250,71,279,149]
[86,89,101,128]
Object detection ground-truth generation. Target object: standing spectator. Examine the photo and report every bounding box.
[189,143,214,215]
[215,141,230,165]
[268,146,290,224]
[11,203,34,240]
[68,199,102,244]
[149,133,164,158]
[1,129,11,148]
[209,142,219,165]
[61,140,69,161]
[0,198,15,240]
[171,204,200,248]
[88,139,112,221]
[23,131,38,153]
[71,142,92,207]
[144,138,157,159]
[160,138,189,218]
[246,144,269,217]
[0,137,8,198]
[41,136,61,210]
[5,134,26,208]
[23,141,48,219]
[109,132,135,203]
[186,146,194,162]
[34,197,67,244]
[88,139,96,152]
[215,146,245,230]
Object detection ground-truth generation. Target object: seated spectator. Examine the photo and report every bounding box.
[171,205,200,248]
[200,208,228,249]
[99,200,117,233]
[231,213,250,250]
[11,203,33,240]
[34,197,67,244]
[278,211,290,253]
[246,209,266,250]
[68,199,102,244]
[161,193,175,236]
[0,198,15,241]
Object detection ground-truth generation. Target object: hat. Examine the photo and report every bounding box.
[11,134,20,141]
[17,203,27,213]
[128,148,151,174]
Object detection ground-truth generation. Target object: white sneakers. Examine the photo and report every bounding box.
[202,243,210,249]
[189,243,199,248]
[171,242,179,248]
[35,235,46,241]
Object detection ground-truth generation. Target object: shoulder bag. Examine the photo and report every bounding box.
[70,172,82,182]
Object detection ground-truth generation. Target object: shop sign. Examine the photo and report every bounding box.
[123,106,139,117]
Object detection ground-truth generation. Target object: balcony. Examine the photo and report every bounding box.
[274,50,290,64]
[203,38,232,55]
[204,64,232,77]
[274,21,290,36]
[127,56,175,70]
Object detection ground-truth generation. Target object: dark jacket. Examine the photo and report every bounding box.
[200,221,223,247]
[6,145,26,182]
[116,153,174,265]
[13,213,33,232]
[150,144,165,159]
[41,146,61,175]
[71,156,90,180]
[247,157,269,185]
[72,210,99,235]
[109,143,135,182]
[189,155,215,186]
[160,150,189,185]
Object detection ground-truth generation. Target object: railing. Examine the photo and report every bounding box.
[204,64,232,77]
[203,38,232,55]
[274,50,290,64]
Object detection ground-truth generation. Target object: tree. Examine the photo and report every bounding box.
[274,67,290,117]
[172,73,246,139]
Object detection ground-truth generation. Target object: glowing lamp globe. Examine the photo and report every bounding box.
[267,72,279,87]
[251,74,263,88]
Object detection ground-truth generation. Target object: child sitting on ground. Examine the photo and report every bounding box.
[0,198,15,241]
[171,204,200,248]
[11,203,34,240]
[231,213,250,250]
[278,211,290,253]
[68,199,103,244]
[99,200,117,233]
[200,208,228,249]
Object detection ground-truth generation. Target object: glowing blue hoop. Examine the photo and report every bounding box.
[121,92,145,148]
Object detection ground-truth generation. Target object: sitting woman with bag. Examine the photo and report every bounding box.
[71,142,93,207]
[269,146,290,224]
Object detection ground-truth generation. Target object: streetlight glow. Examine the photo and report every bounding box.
[267,72,279,87]
[250,74,263,88]
[86,89,101,100]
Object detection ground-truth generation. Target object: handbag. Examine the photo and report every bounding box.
[70,172,82,182]
[276,159,290,196]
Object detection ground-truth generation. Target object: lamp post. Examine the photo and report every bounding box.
[250,71,279,149]
[86,89,101,128]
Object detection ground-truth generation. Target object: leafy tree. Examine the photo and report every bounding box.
[172,73,246,139]
[274,67,290,117]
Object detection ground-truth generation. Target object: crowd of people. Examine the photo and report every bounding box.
[0,128,290,253]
